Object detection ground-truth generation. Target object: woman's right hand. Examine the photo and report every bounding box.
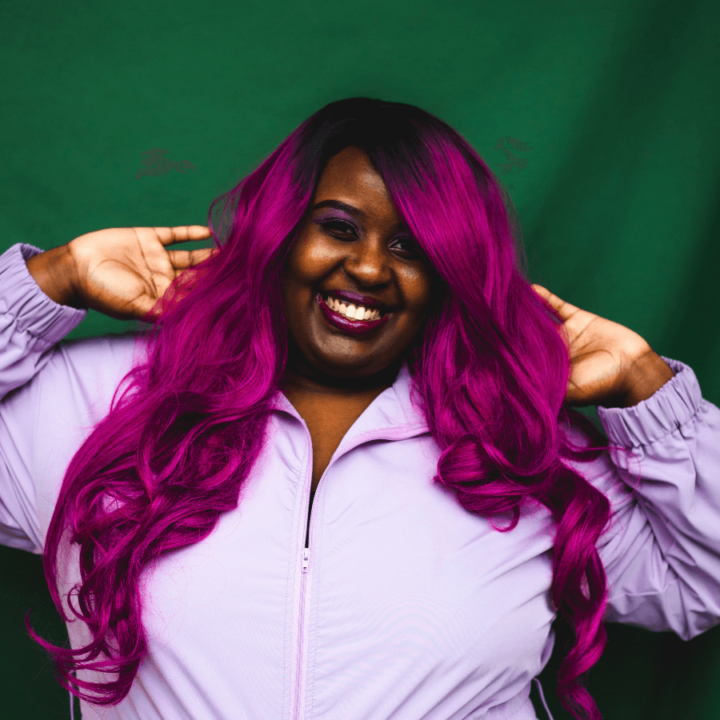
[26,226,216,321]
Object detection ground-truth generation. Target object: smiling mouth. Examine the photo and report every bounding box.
[317,293,392,335]
[321,292,389,321]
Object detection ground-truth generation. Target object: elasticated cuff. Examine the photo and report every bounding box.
[0,243,87,349]
[597,357,702,448]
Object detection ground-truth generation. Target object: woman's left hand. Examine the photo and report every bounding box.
[532,285,675,408]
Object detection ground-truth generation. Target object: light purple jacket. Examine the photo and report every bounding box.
[2,242,720,720]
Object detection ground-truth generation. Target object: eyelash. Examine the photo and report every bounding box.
[317,219,419,257]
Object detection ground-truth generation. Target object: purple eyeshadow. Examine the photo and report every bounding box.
[313,209,357,225]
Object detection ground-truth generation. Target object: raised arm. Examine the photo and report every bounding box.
[533,286,720,637]
[568,360,720,638]
[1,226,214,401]
[0,227,217,551]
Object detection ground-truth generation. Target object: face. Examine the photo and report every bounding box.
[282,145,437,383]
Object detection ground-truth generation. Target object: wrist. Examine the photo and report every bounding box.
[616,351,675,408]
[26,245,84,308]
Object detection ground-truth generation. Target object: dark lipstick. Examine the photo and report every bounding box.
[317,293,391,336]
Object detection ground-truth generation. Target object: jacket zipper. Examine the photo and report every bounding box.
[291,422,315,720]
[292,547,310,719]
[288,422,427,719]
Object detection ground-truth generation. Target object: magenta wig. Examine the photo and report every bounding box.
[34,98,611,720]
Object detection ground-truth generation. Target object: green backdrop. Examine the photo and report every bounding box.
[1,0,719,717]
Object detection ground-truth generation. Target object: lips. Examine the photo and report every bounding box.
[326,289,389,311]
[316,293,391,336]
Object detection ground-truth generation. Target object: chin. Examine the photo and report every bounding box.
[318,352,404,381]
[317,357,381,378]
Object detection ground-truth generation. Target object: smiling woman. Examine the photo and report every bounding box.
[1,98,719,720]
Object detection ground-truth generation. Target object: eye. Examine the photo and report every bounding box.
[391,237,421,257]
[317,219,358,239]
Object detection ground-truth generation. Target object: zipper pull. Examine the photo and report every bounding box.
[302,548,310,573]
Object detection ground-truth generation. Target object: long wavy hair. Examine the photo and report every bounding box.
[32,98,611,720]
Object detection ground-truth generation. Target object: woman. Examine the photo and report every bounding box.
[1,97,718,720]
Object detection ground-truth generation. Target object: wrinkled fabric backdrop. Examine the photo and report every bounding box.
[1,0,719,717]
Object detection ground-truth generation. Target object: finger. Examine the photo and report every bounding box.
[531,284,582,321]
[167,247,218,270]
[151,226,213,247]
[135,296,163,322]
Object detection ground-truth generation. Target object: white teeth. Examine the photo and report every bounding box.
[324,294,384,321]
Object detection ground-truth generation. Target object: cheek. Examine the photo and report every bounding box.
[401,269,436,318]
[287,232,339,286]
[283,236,340,332]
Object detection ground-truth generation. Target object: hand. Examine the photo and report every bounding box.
[28,226,217,321]
[532,285,675,408]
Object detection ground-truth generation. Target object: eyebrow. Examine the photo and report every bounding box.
[311,200,366,218]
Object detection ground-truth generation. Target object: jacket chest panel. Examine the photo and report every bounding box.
[305,436,558,719]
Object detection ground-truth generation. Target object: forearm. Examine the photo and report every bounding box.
[25,244,84,308]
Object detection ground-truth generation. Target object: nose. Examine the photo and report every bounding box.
[343,236,392,287]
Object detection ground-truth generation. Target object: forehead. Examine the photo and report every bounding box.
[314,146,396,217]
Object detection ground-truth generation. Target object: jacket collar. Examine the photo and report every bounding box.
[272,362,430,444]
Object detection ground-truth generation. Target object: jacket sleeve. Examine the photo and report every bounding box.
[0,243,87,402]
[0,243,138,553]
[571,357,720,640]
